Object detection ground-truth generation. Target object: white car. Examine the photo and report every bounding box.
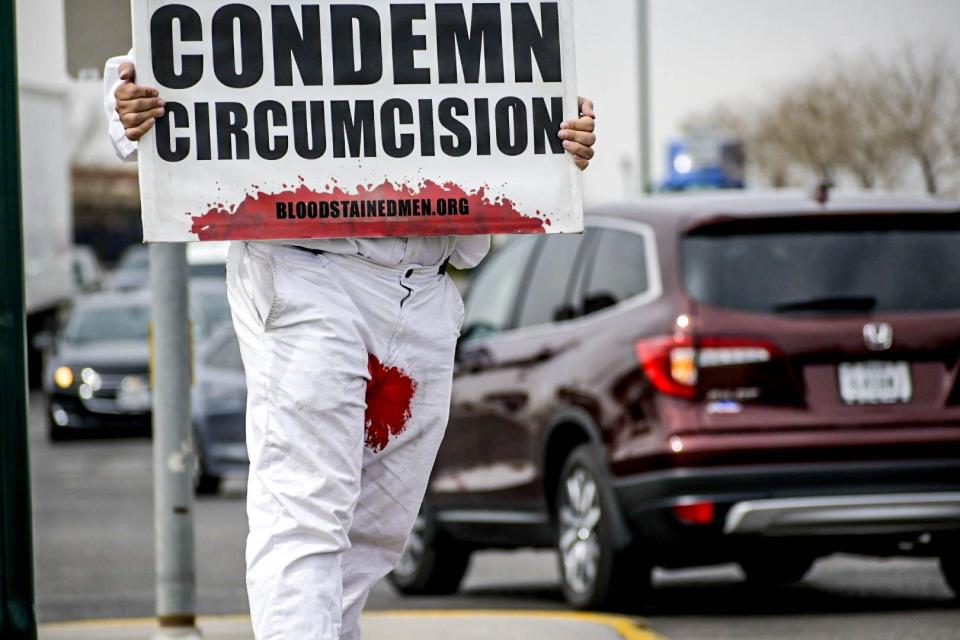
[109,241,230,290]
[186,241,230,280]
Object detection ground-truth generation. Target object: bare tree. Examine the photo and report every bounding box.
[682,104,794,187]
[830,64,905,189]
[765,78,845,184]
[680,43,960,194]
[862,46,959,194]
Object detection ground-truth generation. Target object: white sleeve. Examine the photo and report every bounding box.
[449,235,492,270]
[104,49,138,162]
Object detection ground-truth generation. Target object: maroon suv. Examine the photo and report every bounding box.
[389,192,960,610]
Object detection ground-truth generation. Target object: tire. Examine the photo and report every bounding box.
[556,445,652,611]
[193,434,222,495]
[388,501,472,595]
[940,551,960,599]
[739,553,815,585]
[194,471,222,496]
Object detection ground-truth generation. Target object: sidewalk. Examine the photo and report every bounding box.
[39,611,664,640]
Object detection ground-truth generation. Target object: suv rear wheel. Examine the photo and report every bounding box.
[388,501,472,595]
[556,445,651,610]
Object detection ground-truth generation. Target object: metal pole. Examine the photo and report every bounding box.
[0,1,38,638]
[637,0,652,195]
[150,243,201,639]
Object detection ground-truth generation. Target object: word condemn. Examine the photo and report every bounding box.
[151,3,567,162]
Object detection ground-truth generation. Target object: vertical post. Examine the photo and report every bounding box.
[0,2,38,639]
[637,0,652,195]
[150,243,201,640]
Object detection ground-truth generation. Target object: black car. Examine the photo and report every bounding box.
[43,281,232,440]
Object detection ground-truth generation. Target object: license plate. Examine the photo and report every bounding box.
[838,361,912,405]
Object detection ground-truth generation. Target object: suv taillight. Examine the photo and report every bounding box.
[635,335,779,399]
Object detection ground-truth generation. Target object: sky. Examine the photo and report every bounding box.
[574,0,960,203]
[17,0,960,202]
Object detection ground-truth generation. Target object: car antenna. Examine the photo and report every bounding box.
[812,178,833,206]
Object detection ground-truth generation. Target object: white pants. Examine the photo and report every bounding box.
[226,241,464,640]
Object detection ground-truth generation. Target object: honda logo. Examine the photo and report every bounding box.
[863,323,893,351]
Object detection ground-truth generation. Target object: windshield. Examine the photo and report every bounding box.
[64,304,150,344]
[683,216,960,314]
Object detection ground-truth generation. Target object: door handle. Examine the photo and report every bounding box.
[484,392,528,413]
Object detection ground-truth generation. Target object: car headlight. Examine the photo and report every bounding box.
[53,366,74,389]
[80,368,102,390]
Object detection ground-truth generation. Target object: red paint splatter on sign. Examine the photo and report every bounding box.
[364,355,417,453]
[189,180,546,240]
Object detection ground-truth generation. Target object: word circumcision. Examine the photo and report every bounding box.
[134,0,583,241]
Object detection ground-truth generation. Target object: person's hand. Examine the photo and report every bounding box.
[114,63,165,142]
[558,97,597,170]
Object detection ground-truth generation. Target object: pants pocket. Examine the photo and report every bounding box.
[238,242,284,330]
[447,275,466,332]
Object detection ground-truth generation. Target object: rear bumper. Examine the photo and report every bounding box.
[724,492,960,536]
[613,458,960,547]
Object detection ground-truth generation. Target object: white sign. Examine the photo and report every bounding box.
[132,0,583,242]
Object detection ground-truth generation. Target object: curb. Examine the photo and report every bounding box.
[39,610,665,640]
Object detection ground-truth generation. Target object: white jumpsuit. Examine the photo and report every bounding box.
[104,54,489,640]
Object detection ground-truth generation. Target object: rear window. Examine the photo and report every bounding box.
[682,215,960,314]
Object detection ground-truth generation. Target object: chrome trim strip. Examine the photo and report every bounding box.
[724,492,960,535]
[585,216,664,309]
[436,510,549,525]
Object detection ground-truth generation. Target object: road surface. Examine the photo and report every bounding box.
[28,394,959,639]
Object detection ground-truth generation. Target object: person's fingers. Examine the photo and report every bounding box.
[118,97,164,116]
[578,97,596,118]
[557,129,596,147]
[578,97,596,117]
[115,82,160,101]
[121,106,165,128]
[125,117,156,142]
[562,140,595,161]
[568,97,596,171]
[560,115,595,133]
[118,62,136,82]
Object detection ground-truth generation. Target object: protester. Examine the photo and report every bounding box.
[104,38,596,640]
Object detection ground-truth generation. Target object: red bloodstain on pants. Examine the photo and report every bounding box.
[365,356,417,453]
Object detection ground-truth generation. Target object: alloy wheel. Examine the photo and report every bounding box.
[558,467,603,595]
[394,514,427,580]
